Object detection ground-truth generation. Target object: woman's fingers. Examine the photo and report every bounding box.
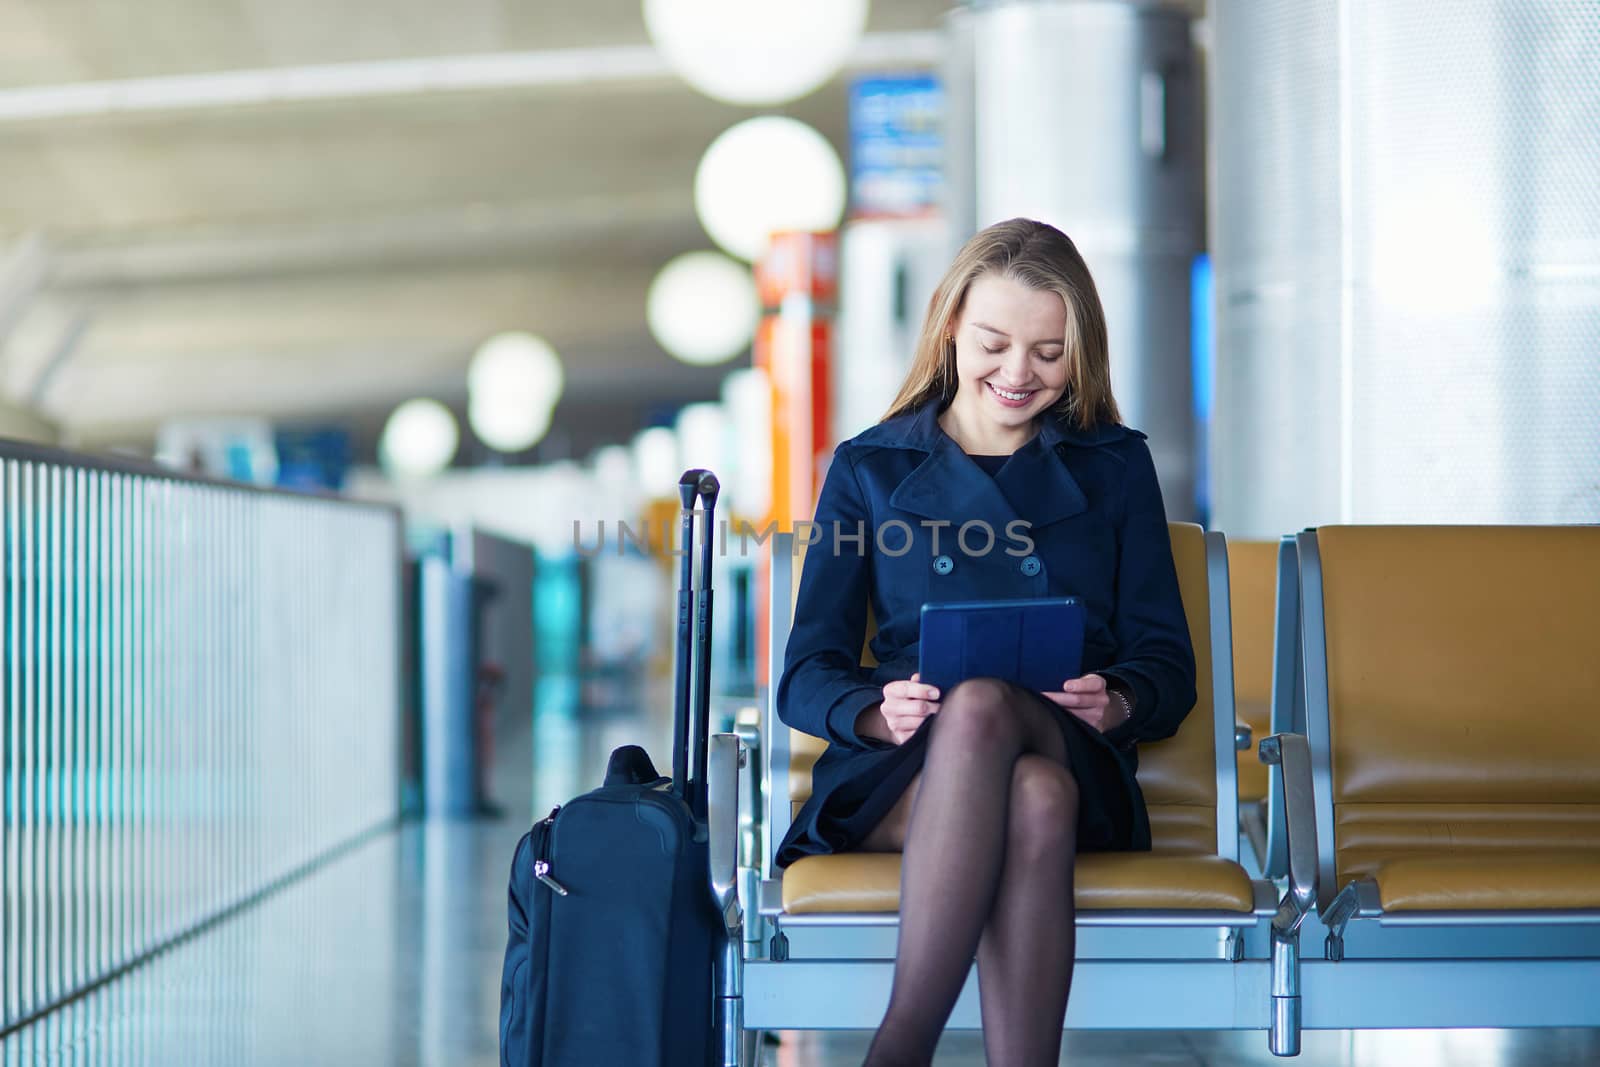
[884,697,939,737]
[888,698,939,720]
[887,678,940,702]
[1041,690,1101,709]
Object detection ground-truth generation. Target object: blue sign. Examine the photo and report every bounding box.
[275,427,351,493]
[848,73,943,218]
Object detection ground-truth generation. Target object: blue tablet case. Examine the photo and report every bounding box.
[917,598,1086,694]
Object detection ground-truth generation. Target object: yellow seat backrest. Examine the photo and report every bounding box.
[1315,526,1600,887]
[1226,539,1279,803]
[786,537,877,811]
[785,523,1219,855]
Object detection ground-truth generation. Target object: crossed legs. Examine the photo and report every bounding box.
[859,677,1082,1067]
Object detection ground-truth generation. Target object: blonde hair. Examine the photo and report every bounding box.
[882,218,1120,431]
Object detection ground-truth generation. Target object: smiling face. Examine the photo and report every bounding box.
[944,272,1072,445]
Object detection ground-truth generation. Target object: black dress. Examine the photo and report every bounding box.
[774,450,1147,868]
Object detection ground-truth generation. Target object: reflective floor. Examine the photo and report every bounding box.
[2,707,1597,1065]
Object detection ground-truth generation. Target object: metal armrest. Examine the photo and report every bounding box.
[708,731,746,1067]
[733,711,762,871]
[1235,721,1253,752]
[709,732,744,935]
[1258,732,1317,935]
[1259,731,1318,1057]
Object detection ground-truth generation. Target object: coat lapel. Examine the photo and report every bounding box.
[881,400,1090,533]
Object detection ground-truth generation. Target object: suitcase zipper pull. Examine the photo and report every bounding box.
[533,805,568,894]
[534,859,569,896]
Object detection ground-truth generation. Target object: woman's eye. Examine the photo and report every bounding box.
[1036,351,1063,363]
[982,344,1006,355]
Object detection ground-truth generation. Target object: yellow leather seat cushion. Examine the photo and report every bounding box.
[782,851,1255,914]
[1374,853,1600,912]
[1332,802,1600,888]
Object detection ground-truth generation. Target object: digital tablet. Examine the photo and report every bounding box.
[917,597,1086,694]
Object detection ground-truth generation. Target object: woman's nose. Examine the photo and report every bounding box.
[998,347,1032,384]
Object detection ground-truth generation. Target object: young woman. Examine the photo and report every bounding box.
[773,218,1197,1066]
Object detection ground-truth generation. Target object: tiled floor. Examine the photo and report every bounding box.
[2,706,1597,1065]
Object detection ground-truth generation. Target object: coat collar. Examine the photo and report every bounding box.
[854,399,1142,532]
[853,396,1141,452]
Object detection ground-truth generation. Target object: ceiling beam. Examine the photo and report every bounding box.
[0,32,941,124]
[49,192,700,288]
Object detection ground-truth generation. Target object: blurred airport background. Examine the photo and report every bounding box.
[0,0,1596,1063]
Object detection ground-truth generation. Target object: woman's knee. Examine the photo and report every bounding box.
[1007,755,1079,859]
[933,677,1026,752]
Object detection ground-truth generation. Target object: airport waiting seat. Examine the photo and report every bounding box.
[736,525,1299,1057]
[1268,526,1600,1050]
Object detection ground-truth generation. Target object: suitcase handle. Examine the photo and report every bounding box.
[671,469,720,813]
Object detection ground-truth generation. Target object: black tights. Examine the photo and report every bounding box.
[863,678,1081,1067]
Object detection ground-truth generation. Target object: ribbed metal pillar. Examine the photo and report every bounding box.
[1210,0,1600,535]
[945,0,1205,519]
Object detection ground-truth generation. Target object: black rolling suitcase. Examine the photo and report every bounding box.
[500,469,728,1067]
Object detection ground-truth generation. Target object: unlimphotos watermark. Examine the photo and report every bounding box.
[571,516,1036,559]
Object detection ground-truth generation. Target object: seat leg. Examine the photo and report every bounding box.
[1269,927,1302,1056]
[718,935,743,1066]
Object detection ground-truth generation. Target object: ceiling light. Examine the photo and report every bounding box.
[380,399,459,479]
[647,252,759,365]
[632,426,680,497]
[468,332,564,453]
[470,391,554,454]
[675,401,731,477]
[643,0,870,106]
[694,117,848,262]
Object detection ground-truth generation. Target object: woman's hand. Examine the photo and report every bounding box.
[876,672,941,745]
[1039,673,1130,734]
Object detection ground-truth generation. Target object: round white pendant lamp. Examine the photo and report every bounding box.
[648,251,759,365]
[694,116,848,261]
[643,0,869,107]
[467,331,565,452]
[631,426,680,496]
[592,444,635,494]
[590,443,638,518]
[675,401,731,476]
[470,391,554,454]
[380,398,459,479]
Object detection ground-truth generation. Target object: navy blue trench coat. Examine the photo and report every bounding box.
[773,397,1197,866]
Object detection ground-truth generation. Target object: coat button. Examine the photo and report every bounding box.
[933,554,954,575]
[1020,555,1042,577]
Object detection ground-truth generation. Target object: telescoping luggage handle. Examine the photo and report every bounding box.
[672,468,720,819]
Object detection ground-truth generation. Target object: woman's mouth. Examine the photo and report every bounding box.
[985,380,1036,408]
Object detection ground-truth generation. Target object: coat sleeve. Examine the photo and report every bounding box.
[774,445,887,749]
[1098,437,1198,750]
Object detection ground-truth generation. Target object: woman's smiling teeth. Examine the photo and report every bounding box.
[986,381,1035,404]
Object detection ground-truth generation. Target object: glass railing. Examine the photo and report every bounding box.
[0,441,402,1030]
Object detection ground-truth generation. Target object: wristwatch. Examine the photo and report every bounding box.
[1107,686,1134,728]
